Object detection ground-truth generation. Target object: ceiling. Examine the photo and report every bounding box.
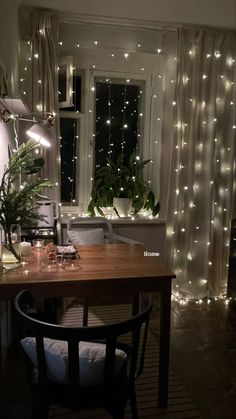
[19,0,236,30]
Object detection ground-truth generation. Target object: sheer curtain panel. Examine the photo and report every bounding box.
[30,12,60,202]
[166,27,236,299]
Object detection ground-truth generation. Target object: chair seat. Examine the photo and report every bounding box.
[21,337,127,386]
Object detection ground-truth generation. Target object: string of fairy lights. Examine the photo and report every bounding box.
[121,84,127,160]
[19,26,236,303]
[167,43,236,301]
[107,83,112,157]
[19,35,156,211]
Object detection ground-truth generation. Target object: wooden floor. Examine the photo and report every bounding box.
[46,303,201,419]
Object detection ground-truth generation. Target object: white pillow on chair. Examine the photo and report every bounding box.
[21,337,127,386]
[67,228,105,245]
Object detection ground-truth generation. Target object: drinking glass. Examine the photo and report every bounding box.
[32,239,45,251]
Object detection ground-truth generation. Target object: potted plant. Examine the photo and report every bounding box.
[88,153,160,218]
[0,140,55,263]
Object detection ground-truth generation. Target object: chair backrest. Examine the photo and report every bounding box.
[15,290,152,402]
[67,216,114,243]
[66,216,142,246]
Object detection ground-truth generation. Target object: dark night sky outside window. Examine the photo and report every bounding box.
[95,82,140,168]
[59,72,82,112]
[58,64,67,103]
[60,118,77,203]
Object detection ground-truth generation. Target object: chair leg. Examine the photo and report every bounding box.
[130,385,139,419]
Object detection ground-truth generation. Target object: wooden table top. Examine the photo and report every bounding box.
[0,244,175,299]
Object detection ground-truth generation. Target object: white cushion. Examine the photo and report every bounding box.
[21,337,127,387]
[67,228,105,245]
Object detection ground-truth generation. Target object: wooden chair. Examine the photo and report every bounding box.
[14,290,152,419]
[64,216,142,316]
[66,216,142,245]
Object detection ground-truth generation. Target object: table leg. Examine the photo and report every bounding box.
[158,279,171,408]
[0,301,11,370]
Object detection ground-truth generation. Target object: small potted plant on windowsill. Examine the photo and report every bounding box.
[0,140,55,264]
[87,153,160,218]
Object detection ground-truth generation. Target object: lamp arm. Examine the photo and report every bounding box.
[18,117,37,123]
[19,114,54,126]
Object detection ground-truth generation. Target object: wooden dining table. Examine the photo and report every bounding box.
[0,243,175,408]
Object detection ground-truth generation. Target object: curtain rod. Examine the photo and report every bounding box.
[58,12,179,32]
[19,6,236,34]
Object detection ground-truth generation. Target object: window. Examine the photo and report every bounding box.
[59,72,145,207]
[95,80,143,168]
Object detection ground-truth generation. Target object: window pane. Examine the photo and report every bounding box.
[58,72,82,112]
[60,118,78,203]
[58,64,67,103]
[95,82,141,168]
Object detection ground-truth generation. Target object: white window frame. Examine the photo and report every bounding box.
[59,111,84,207]
[61,67,162,216]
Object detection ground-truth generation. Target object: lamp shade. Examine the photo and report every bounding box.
[26,121,52,148]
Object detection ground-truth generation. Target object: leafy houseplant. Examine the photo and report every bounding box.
[88,153,160,217]
[0,140,55,261]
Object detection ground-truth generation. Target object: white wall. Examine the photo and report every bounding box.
[0,0,19,176]
[0,123,16,179]
[20,0,236,29]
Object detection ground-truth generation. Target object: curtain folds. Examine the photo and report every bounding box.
[0,59,9,97]
[165,27,236,298]
[30,12,60,202]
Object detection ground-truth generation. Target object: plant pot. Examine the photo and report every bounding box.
[113,198,132,218]
[1,224,21,267]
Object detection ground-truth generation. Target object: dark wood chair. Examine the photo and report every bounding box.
[14,290,152,419]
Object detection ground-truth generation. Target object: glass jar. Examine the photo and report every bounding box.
[1,224,21,267]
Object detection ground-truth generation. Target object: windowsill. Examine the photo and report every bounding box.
[104,218,165,225]
[60,219,165,227]
[60,207,165,225]
[60,214,165,226]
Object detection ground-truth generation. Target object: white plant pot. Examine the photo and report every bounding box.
[113,198,132,218]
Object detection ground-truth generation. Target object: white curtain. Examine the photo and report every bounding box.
[29,12,60,202]
[165,27,236,299]
[0,58,9,96]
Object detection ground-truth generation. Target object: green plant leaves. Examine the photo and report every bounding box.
[21,157,45,174]
[153,201,160,217]
[88,152,160,217]
[0,141,56,232]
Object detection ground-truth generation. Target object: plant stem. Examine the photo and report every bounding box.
[4,227,21,261]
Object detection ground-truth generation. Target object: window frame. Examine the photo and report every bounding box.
[59,111,82,206]
[60,68,161,216]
